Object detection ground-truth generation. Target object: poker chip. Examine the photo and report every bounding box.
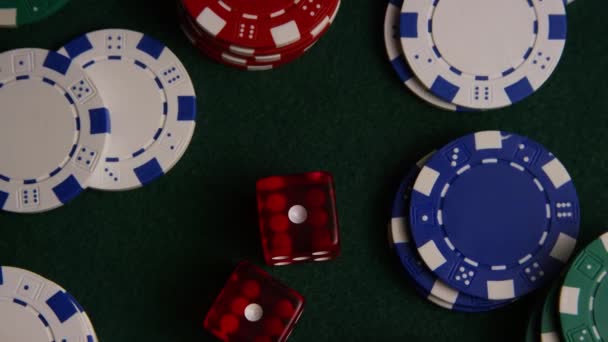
[0,266,97,341]
[409,131,580,300]
[559,232,608,341]
[178,3,320,71]
[179,0,340,70]
[389,152,510,312]
[388,221,459,311]
[58,29,197,191]
[0,0,70,27]
[178,0,332,61]
[383,0,472,112]
[0,48,110,213]
[398,0,567,110]
[541,280,562,342]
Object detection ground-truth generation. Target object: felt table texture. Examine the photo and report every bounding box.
[0,0,606,341]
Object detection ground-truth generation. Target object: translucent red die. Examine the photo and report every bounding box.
[256,171,340,266]
[203,261,305,342]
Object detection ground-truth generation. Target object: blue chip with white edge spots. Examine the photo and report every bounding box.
[389,151,512,311]
[409,131,580,300]
[58,29,197,191]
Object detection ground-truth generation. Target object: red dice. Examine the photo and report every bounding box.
[256,171,340,266]
[203,261,305,342]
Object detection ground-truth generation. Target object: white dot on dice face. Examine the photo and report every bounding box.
[288,205,308,224]
[244,303,264,322]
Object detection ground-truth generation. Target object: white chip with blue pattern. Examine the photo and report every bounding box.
[0,266,97,341]
[0,48,111,213]
[58,29,197,191]
[399,0,567,110]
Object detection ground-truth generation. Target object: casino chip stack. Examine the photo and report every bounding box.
[524,232,608,341]
[384,0,572,110]
[388,131,581,312]
[0,29,197,214]
[178,0,341,71]
[0,266,98,341]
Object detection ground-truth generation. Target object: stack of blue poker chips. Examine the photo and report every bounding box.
[388,131,581,312]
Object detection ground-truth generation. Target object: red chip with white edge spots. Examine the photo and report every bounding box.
[181,0,339,52]
[181,0,326,49]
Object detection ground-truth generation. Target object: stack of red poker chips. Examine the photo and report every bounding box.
[178,0,340,70]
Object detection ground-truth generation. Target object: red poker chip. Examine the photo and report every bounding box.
[177,0,340,70]
[193,33,317,71]
[178,0,339,59]
[179,9,319,70]
[181,0,339,51]
[220,0,341,57]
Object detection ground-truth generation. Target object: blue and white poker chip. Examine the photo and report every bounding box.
[383,0,472,112]
[399,0,567,109]
[0,266,97,341]
[59,29,197,191]
[390,152,510,312]
[409,131,580,300]
[0,48,111,213]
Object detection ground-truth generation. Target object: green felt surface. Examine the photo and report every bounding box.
[0,0,607,341]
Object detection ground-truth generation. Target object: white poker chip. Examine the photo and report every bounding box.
[0,266,96,341]
[400,0,567,109]
[383,0,469,112]
[59,29,197,191]
[0,48,111,213]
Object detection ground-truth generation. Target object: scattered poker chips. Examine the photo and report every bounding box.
[384,0,572,110]
[0,266,97,341]
[178,0,340,70]
[0,0,70,27]
[58,29,197,191]
[389,131,580,311]
[0,29,197,213]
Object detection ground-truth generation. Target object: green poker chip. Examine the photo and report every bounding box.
[541,280,562,342]
[560,233,608,342]
[0,0,70,27]
[527,299,543,342]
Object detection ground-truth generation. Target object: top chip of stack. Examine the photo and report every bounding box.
[179,0,341,70]
[388,131,581,313]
